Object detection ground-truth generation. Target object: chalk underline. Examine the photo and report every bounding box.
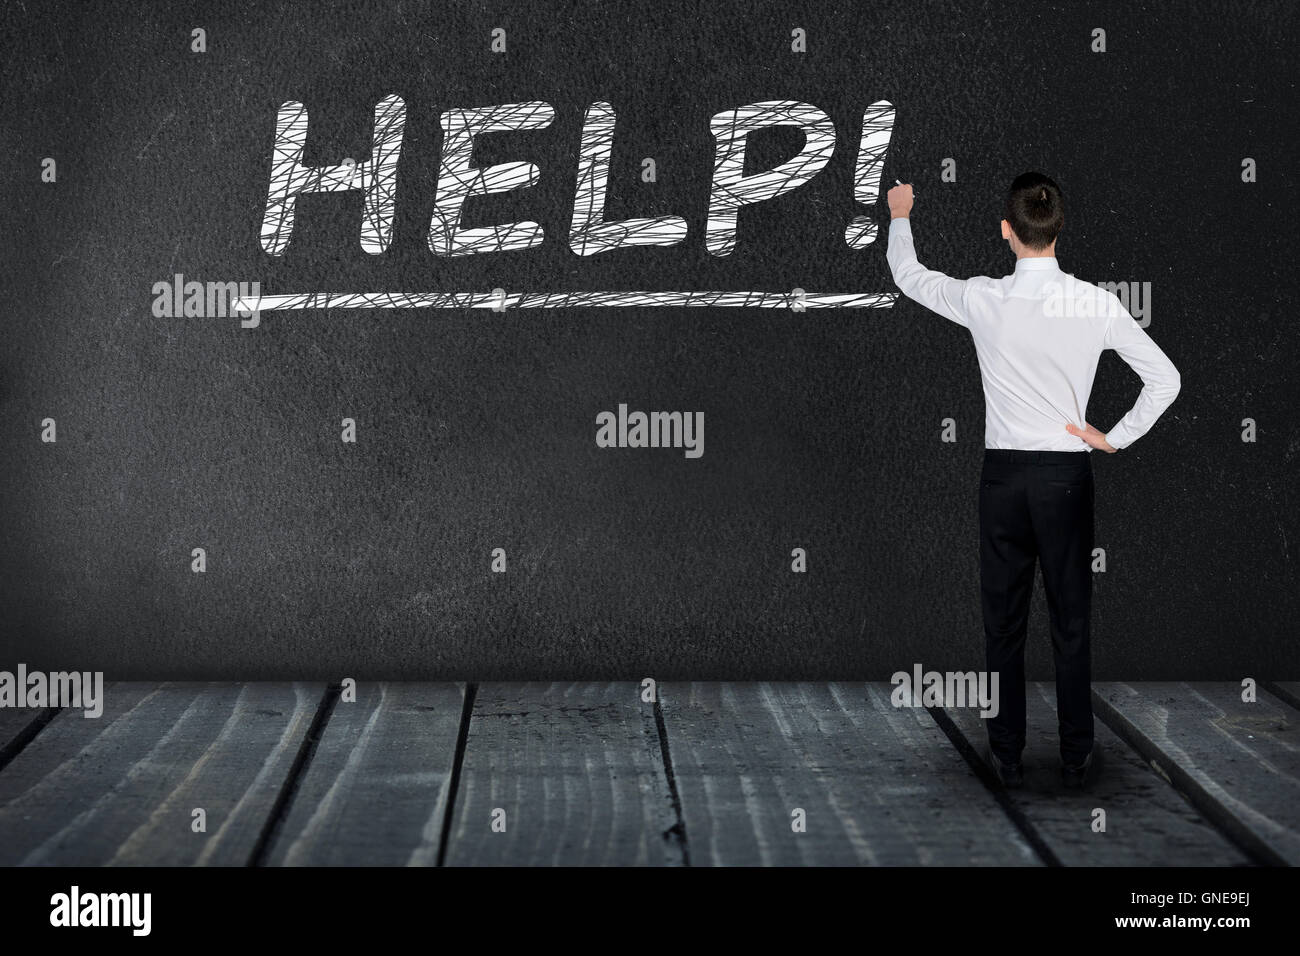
[233,291,898,312]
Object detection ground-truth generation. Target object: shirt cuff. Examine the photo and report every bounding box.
[889,218,913,235]
[1104,426,1132,450]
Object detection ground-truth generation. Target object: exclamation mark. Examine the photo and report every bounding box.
[844,100,895,249]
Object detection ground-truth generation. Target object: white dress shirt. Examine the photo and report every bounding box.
[886,218,1180,451]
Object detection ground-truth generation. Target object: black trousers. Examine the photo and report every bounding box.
[980,449,1094,766]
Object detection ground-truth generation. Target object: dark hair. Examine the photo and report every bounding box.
[1006,172,1063,249]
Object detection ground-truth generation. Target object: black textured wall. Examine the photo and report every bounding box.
[1,0,1295,679]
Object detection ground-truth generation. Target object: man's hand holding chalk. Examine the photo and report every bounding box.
[888,180,914,220]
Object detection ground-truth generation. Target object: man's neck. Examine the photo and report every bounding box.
[1017,244,1057,259]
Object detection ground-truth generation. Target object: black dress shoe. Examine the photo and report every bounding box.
[984,744,1024,788]
[1061,748,1098,789]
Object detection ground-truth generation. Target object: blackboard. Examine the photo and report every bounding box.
[1,0,1295,678]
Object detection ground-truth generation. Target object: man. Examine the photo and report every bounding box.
[885,173,1180,789]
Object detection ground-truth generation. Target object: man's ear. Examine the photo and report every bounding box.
[1000,219,1012,241]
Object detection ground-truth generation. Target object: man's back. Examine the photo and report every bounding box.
[886,218,1181,451]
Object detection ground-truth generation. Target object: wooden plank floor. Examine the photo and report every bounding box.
[265,682,465,866]
[662,682,1037,865]
[0,707,50,764]
[942,683,1250,866]
[442,682,678,866]
[0,681,1293,866]
[1093,682,1300,866]
[0,682,322,866]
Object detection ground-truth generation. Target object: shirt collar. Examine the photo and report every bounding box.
[1014,256,1060,272]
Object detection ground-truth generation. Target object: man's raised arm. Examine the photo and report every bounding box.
[884,183,971,327]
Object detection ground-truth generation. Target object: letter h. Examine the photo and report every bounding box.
[259,95,406,256]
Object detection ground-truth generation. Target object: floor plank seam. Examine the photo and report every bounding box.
[247,683,341,867]
[924,704,1062,866]
[652,695,690,866]
[1089,688,1278,867]
[435,682,477,867]
[0,708,62,774]
[1261,681,1300,713]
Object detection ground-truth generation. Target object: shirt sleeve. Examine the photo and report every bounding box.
[885,218,971,327]
[1101,298,1181,449]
